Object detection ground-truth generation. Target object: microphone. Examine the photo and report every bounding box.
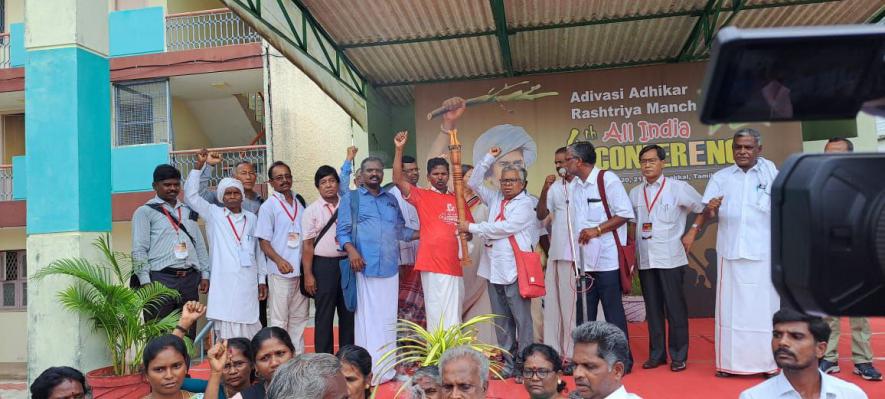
[558,167,567,181]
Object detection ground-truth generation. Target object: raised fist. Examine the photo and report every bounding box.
[489,146,502,158]
[346,146,359,161]
[394,131,408,149]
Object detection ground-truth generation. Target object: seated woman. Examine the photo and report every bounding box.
[406,365,442,399]
[142,335,195,399]
[519,343,568,399]
[30,366,88,399]
[206,327,295,399]
[335,345,373,399]
[182,338,255,399]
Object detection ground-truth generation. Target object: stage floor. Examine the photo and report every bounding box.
[192,317,884,398]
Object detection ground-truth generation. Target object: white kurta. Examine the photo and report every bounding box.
[185,168,265,328]
[702,160,780,374]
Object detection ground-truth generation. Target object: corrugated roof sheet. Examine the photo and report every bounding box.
[346,35,504,85]
[512,15,697,73]
[296,0,884,104]
[505,0,710,28]
[302,0,494,45]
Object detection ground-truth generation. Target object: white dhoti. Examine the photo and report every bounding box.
[355,272,399,384]
[715,257,780,374]
[212,320,262,340]
[543,259,577,358]
[421,272,463,332]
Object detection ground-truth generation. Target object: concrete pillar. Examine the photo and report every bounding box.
[25,0,112,383]
[265,45,369,201]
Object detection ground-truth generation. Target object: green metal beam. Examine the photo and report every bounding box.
[226,0,366,97]
[869,5,885,23]
[489,0,514,77]
[373,56,708,88]
[340,31,495,49]
[675,0,720,62]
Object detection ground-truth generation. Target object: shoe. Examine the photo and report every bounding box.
[670,361,686,372]
[853,363,883,381]
[642,359,667,369]
[715,371,733,378]
[819,359,840,374]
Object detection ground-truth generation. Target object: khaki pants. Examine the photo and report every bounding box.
[824,317,874,364]
[268,274,310,355]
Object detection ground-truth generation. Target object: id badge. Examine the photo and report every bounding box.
[641,222,653,240]
[238,245,254,267]
[173,242,188,259]
[287,232,300,248]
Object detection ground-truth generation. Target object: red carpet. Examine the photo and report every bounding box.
[192,318,884,398]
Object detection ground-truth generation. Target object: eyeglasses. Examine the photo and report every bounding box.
[499,178,522,185]
[639,159,660,165]
[522,368,554,379]
[271,174,293,182]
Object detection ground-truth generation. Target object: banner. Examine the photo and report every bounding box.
[414,62,803,317]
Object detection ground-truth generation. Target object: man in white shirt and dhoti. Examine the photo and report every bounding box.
[184,152,267,339]
[685,128,781,377]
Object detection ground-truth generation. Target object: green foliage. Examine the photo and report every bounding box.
[33,234,181,376]
[375,314,507,397]
[630,272,642,296]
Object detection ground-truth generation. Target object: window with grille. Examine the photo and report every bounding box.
[114,79,171,146]
[1,250,26,310]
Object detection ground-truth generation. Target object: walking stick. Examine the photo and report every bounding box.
[448,129,473,267]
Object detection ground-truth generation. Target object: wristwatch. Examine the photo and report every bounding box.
[691,223,700,232]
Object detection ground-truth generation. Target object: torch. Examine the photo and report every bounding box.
[448,129,473,267]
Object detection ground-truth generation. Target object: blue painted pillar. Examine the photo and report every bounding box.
[25,0,112,384]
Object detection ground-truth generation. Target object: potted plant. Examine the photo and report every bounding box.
[375,314,506,397]
[33,234,182,399]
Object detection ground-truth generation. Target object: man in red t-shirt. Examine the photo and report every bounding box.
[393,131,472,332]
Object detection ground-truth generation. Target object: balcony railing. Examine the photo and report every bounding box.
[0,164,12,201]
[166,9,261,52]
[0,33,10,69]
[170,145,268,189]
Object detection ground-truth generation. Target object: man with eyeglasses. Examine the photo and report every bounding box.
[196,149,268,326]
[627,145,703,373]
[256,161,310,354]
[439,346,490,399]
[563,141,635,374]
[458,146,537,378]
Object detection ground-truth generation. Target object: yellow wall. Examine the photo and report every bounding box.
[5,0,23,29]
[172,97,212,151]
[3,114,25,164]
[802,113,880,153]
[166,0,224,14]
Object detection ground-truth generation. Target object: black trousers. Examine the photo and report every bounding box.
[575,269,634,368]
[145,268,201,340]
[313,256,354,354]
[639,266,689,363]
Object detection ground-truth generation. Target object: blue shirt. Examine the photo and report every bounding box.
[336,161,414,278]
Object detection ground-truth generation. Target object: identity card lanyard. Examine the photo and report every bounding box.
[276,196,300,248]
[642,177,666,240]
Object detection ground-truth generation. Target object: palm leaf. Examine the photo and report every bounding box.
[33,233,182,376]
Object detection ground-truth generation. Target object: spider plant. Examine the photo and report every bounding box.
[33,234,182,376]
[375,314,507,397]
